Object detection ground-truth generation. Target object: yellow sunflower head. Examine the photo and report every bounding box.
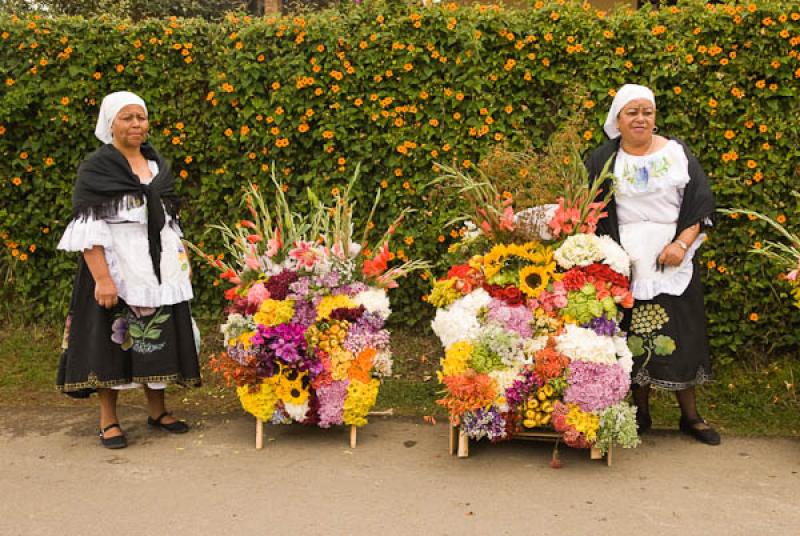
[519,263,555,297]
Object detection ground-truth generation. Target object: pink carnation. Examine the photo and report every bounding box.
[246,282,270,309]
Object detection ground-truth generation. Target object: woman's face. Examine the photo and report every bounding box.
[111,104,148,148]
[617,98,656,146]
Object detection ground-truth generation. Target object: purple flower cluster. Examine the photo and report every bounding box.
[582,314,617,337]
[266,269,299,300]
[344,324,390,355]
[564,361,628,412]
[292,299,318,328]
[313,271,341,289]
[287,276,312,300]
[504,367,544,409]
[461,407,508,441]
[333,281,369,297]
[486,299,534,338]
[316,380,349,427]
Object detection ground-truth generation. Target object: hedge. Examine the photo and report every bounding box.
[1,0,799,365]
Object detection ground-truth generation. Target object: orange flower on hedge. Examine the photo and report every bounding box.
[749,313,759,322]
[777,214,787,224]
[11,176,21,186]
[724,130,735,140]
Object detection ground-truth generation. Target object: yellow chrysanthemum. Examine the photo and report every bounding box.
[439,340,473,379]
[253,298,295,327]
[343,378,380,427]
[428,278,461,308]
[316,294,356,321]
[329,348,355,381]
[566,403,600,443]
[237,378,280,421]
[519,262,556,297]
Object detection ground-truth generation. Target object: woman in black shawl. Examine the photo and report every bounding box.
[585,84,720,445]
[57,91,200,448]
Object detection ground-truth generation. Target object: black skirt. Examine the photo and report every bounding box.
[625,264,713,391]
[57,259,201,398]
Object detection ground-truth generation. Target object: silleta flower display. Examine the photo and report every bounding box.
[429,143,641,456]
[196,168,426,433]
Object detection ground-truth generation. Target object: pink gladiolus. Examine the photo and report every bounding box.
[480,220,492,234]
[788,269,799,282]
[499,206,515,231]
[246,234,263,244]
[265,228,282,258]
[245,256,260,270]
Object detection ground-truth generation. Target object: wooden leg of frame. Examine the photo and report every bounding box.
[606,445,613,467]
[590,446,602,460]
[256,418,264,450]
[457,427,469,458]
[448,424,457,456]
[350,425,357,449]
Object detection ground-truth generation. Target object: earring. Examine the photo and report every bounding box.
[652,126,660,134]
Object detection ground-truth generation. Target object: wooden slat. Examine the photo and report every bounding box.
[255,418,264,450]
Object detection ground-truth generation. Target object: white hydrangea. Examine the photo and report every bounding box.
[598,235,631,277]
[353,288,392,319]
[613,335,634,376]
[430,288,492,349]
[431,307,481,349]
[555,324,618,365]
[554,234,604,270]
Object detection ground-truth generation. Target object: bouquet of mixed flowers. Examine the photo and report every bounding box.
[428,129,640,455]
[196,167,426,428]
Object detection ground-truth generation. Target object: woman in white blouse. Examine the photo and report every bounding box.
[57,92,200,449]
[586,84,719,445]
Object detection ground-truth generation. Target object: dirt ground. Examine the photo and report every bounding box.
[1,404,798,536]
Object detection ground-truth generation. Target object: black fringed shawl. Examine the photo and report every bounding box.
[72,143,180,283]
[585,137,715,243]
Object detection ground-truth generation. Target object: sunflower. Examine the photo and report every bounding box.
[519,262,556,297]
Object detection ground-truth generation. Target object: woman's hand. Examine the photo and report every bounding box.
[658,242,686,267]
[94,276,118,309]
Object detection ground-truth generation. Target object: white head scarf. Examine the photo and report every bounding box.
[603,84,656,139]
[94,91,148,144]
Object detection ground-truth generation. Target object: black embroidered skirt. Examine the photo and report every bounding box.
[625,265,713,390]
[57,259,202,398]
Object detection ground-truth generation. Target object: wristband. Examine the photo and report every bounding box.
[673,239,689,251]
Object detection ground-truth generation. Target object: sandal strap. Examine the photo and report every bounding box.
[102,423,121,434]
[152,411,171,424]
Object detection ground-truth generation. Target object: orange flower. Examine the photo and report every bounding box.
[777,214,787,224]
[11,176,21,186]
[749,313,759,322]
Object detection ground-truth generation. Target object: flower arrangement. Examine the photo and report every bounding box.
[196,166,426,429]
[429,133,640,456]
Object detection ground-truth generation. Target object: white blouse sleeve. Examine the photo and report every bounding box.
[57,216,113,252]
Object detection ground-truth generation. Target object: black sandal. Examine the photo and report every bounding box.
[147,411,189,434]
[679,415,721,445]
[99,423,128,449]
